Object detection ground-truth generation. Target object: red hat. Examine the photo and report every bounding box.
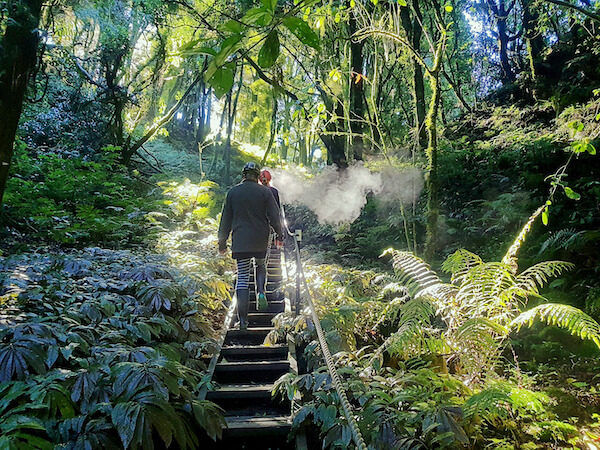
[260,169,272,182]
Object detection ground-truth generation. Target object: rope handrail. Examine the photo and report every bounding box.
[281,204,368,450]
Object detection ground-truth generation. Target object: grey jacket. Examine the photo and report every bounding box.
[218,180,282,255]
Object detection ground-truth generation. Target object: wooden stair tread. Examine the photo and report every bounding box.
[225,415,291,430]
[207,383,274,399]
[216,360,289,369]
[222,344,287,350]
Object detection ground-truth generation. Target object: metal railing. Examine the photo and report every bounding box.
[280,205,368,450]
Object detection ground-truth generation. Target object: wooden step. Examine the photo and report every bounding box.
[224,415,291,437]
[225,327,272,345]
[248,312,277,327]
[207,383,274,399]
[248,299,284,313]
[207,383,290,416]
[214,360,290,383]
[220,344,288,362]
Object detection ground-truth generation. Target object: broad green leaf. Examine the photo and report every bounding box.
[178,38,201,53]
[542,206,549,225]
[282,17,320,50]
[329,68,342,82]
[445,5,453,12]
[258,31,280,68]
[214,34,244,68]
[242,7,272,26]
[180,45,217,57]
[219,19,243,34]
[397,0,407,5]
[563,186,581,200]
[260,0,277,11]
[587,143,596,155]
[208,66,235,99]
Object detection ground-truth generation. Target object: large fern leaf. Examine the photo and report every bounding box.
[510,304,600,349]
[442,249,483,284]
[515,261,574,295]
[383,249,444,297]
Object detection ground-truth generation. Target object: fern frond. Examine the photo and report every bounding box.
[372,298,447,360]
[510,304,600,349]
[383,249,444,297]
[463,385,511,420]
[442,249,483,284]
[538,229,588,255]
[455,263,519,320]
[455,318,509,343]
[515,261,574,295]
[502,204,545,273]
[464,382,548,420]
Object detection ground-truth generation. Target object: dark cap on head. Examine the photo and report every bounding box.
[242,162,260,178]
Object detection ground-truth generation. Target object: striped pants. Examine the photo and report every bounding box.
[235,257,266,292]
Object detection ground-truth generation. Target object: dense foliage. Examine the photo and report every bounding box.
[2,0,600,447]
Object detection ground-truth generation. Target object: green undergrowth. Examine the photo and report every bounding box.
[440,100,600,262]
[0,247,230,449]
[0,142,237,448]
[271,247,600,449]
[2,144,158,248]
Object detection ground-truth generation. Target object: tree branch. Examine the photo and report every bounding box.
[542,0,600,22]
[122,74,203,163]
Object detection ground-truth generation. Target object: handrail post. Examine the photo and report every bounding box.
[294,229,302,315]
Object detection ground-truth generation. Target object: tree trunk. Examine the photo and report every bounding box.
[321,101,347,168]
[196,79,206,144]
[349,10,366,161]
[424,71,441,260]
[400,1,427,149]
[522,0,544,82]
[487,0,516,83]
[423,34,446,259]
[0,0,44,210]
[223,65,243,181]
[261,91,278,165]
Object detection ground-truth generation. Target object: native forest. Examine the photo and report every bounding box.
[1,0,600,448]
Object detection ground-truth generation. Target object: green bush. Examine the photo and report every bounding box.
[4,145,159,247]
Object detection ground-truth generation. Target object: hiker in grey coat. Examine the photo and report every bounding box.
[218,162,282,330]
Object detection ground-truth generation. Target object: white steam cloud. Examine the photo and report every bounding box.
[268,162,424,227]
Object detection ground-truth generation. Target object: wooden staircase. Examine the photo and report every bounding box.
[205,247,299,449]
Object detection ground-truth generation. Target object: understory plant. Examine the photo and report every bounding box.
[1,166,232,448]
[0,248,229,449]
[3,145,157,247]
[277,207,600,448]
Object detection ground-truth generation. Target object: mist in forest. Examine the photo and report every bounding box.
[269,163,423,226]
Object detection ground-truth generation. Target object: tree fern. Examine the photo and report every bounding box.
[383,246,600,383]
[383,249,445,298]
[441,249,483,285]
[511,304,600,349]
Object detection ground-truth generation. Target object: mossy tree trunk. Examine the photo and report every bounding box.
[0,0,44,211]
[349,9,366,161]
[400,0,427,149]
[423,31,447,260]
